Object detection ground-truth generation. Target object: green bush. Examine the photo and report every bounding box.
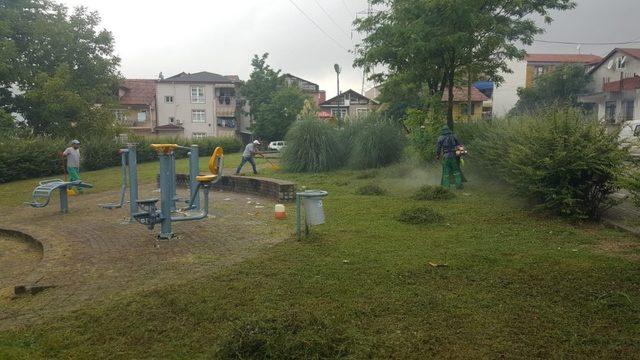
[282,115,345,173]
[412,185,455,200]
[344,113,406,169]
[0,135,242,183]
[355,184,386,196]
[397,206,444,224]
[471,108,626,220]
[403,108,446,162]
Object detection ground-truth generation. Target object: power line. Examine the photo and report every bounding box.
[341,0,354,15]
[287,0,350,52]
[312,0,351,38]
[534,36,640,46]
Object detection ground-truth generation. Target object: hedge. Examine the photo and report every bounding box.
[0,135,242,183]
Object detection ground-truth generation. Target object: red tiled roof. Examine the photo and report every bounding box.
[119,79,157,105]
[589,48,640,74]
[618,48,640,60]
[603,76,640,92]
[441,86,489,102]
[525,53,602,64]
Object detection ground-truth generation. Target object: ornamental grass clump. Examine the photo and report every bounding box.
[471,107,627,220]
[397,206,443,225]
[343,113,406,170]
[412,185,455,200]
[355,184,386,196]
[282,115,345,172]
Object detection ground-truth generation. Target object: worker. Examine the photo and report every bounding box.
[235,140,262,175]
[435,126,463,189]
[62,139,83,192]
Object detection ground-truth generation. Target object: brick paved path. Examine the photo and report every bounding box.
[0,184,292,329]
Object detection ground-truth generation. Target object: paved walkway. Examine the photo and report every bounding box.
[0,184,292,329]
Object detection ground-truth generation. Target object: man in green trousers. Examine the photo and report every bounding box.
[435,126,463,189]
[62,139,82,192]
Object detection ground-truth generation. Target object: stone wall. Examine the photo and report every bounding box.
[158,174,296,202]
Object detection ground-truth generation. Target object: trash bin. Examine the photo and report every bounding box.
[301,190,328,225]
[296,190,328,239]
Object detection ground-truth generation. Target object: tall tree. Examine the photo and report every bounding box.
[240,53,307,141]
[511,64,591,115]
[0,0,120,135]
[354,0,575,128]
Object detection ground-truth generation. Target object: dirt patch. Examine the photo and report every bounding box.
[0,232,42,291]
[595,238,640,261]
[0,183,293,329]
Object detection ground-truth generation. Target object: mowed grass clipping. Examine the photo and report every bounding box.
[0,166,639,358]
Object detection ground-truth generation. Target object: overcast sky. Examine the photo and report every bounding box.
[57,0,640,98]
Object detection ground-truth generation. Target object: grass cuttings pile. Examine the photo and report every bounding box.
[355,184,386,196]
[397,206,443,224]
[412,185,455,200]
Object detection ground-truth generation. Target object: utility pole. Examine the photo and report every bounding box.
[334,63,342,120]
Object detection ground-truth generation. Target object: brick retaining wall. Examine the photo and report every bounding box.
[157,174,296,202]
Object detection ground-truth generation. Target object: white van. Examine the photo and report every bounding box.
[268,141,286,151]
[618,119,640,157]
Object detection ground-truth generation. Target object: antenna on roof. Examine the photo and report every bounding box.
[577,45,581,54]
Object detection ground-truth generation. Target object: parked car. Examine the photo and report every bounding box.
[618,119,640,157]
[268,141,286,151]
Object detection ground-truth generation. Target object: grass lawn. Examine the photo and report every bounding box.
[0,161,639,358]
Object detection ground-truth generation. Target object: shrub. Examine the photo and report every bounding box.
[0,135,242,183]
[397,206,444,224]
[282,115,345,172]
[412,185,455,200]
[355,184,386,196]
[344,113,406,169]
[403,108,446,162]
[471,107,627,220]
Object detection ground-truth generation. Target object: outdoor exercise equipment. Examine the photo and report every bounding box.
[26,179,93,213]
[296,190,328,240]
[99,144,139,219]
[132,144,224,239]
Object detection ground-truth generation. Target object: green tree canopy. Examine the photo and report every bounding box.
[240,53,308,141]
[0,0,120,136]
[511,64,591,115]
[354,0,575,128]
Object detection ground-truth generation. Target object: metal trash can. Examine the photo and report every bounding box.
[296,190,328,239]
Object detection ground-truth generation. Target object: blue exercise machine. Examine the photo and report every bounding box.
[26,179,93,213]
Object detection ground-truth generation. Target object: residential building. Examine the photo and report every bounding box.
[319,89,379,119]
[155,72,250,139]
[115,79,158,135]
[282,73,326,105]
[525,53,602,88]
[493,53,602,117]
[580,49,640,123]
[364,85,381,101]
[442,86,489,122]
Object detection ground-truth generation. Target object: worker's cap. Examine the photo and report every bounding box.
[71,139,80,145]
[253,140,260,145]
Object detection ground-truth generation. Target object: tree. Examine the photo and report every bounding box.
[240,53,307,141]
[354,0,575,128]
[511,64,591,115]
[0,0,120,135]
[254,86,307,141]
[240,53,283,121]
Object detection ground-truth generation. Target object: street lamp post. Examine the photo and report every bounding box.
[334,64,341,120]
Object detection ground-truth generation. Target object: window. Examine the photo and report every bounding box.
[164,95,174,103]
[605,101,617,123]
[617,56,627,69]
[331,108,347,118]
[191,110,206,123]
[624,100,634,121]
[218,88,235,97]
[136,110,147,123]
[192,132,207,139]
[191,86,205,103]
[460,103,475,116]
[217,117,236,128]
[114,109,127,122]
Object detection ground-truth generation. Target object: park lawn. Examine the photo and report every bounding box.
[0,163,639,358]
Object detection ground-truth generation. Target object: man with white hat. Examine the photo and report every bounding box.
[62,139,83,192]
[235,140,262,175]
